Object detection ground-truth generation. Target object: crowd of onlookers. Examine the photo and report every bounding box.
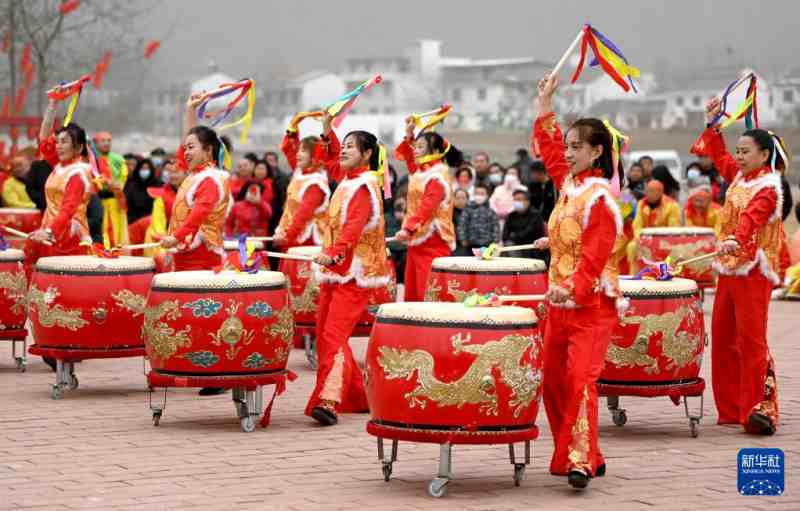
[1,136,797,285]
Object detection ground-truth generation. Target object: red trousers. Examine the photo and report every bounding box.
[304,280,369,416]
[542,297,617,476]
[403,234,451,302]
[712,272,779,430]
[173,245,223,272]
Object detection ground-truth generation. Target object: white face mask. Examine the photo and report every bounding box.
[489,173,503,185]
[139,169,152,180]
[513,200,526,211]
[473,195,487,205]
[505,175,519,188]
[687,168,701,181]
[161,170,171,183]
[151,157,163,168]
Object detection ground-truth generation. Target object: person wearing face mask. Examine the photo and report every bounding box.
[393,115,462,302]
[124,158,160,251]
[533,72,626,489]
[144,157,187,260]
[695,97,788,436]
[490,167,523,228]
[452,188,469,256]
[502,190,546,261]
[456,183,499,253]
[226,181,273,238]
[626,179,681,271]
[271,111,335,249]
[487,162,504,192]
[150,147,166,175]
[684,186,722,234]
[384,197,408,283]
[527,161,557,221]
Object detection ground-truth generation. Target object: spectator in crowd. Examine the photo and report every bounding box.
[651,164,681,200]
[626,162,646,200]
[266,150,291,254]
[502,189,547,262]
[638,155,654,180]
[226,181,272,238]
[512,148,535,184]
[231,154,257,197]
[471,151,492,188]
[696,155,724,202]
[251,159,275,204]
[384,196,408,284]
[490,166,522,227]
[25,159,52,211]
[123,152,139,177]
[487,162,505,191]
[457,183,499,252]
[95,132,130,246]
[3,151,36,208]
[452,188,470,256]
[684,186,722,234]
[454,165,475,196]
[150,147,166,175]
[124,158,159,225]
[526,160,556,221]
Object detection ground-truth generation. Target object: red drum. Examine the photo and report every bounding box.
[144,270,293,376]
[366,302,542,493]
[0,208,42,249]
[0,249,27,332]
[425,256,547,312]
[0,249,27,371]
[29,256,154,351]
[282,245,397,338]
[602,278,705,384]
[638,227,717,287]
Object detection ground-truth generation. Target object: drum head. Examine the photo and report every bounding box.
[376,301,536,326]
[35,255,155,274]
[151,270,286,291]
[0,248,24,262]
[619,277,699,297]
[640,227,715,237]
[431,256,546,274]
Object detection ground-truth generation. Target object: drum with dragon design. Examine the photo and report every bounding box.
[601,278,705,383]
[144,270,294,375]
[0,249,27,332]
[424,256,548,310]
[638,227,717,287]
[366,302,542,438]
[29,256,154,350]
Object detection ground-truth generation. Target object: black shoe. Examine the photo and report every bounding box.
[595,464,606,477]
[311,406,338,426]
[42,356,57,372]
[568,470,590,489]
[747,412,776,435]
[198,387,226,396]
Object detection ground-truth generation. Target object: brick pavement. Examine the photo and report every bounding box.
[0,293,797,510]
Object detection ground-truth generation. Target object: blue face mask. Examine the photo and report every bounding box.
[151,157,163,168]
[139,169,152,180]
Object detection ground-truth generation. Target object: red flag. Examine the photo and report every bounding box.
[93,51,112,88]
[0,96,9,118]
[144,40,160,59]
[24,64,35,89]
[59,0,80,15]
[20,44,33,75]
[14,86,27,115]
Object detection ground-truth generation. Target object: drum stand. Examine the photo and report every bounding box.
[149,385,264,432]
[374,437,532,498]
[1,329,27,372]
[302,333,318,370]
[52,360,79,400]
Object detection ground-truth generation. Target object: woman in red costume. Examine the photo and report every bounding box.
[695,97,786,435]
[272,113,335,248]
[159,93,232,272]
[25,89,93,271]
[532,73,624,489]
[393,117,462,301]
[306,115,392,426]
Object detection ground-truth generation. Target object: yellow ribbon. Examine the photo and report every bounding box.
[602,118,629,170]
[415,141,452,166]
[63,93,80,127]
[218,80,256,144]
[287,110,324,133]
[411,105,452,132]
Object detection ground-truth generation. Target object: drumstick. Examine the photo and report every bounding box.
[385,236,397,243]
[262,250,315,262]
[1,225,53,246]
[673,251,719,269]
[119,242,161,251]
[245,236,273,242]
[496,294,547,302]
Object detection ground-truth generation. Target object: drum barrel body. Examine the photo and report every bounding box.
[29,257,154,350]
[601,278,705,384]
[0,208,42,249]
[638,228,717,287]
[0,250,27,331]
[366,303,542,438]
[144,271,293,376]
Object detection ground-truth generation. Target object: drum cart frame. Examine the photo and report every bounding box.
[1,328,27,372]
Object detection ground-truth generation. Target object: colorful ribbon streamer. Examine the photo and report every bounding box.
[710,73,758,130]
[0,232,9,251]
[196,79,256,144]
[571,24,640,92]
[631,260,673,281]
[411,104,453,133]
[372,144,391,199]
[602,118,629,196]
[47,75,91,126]
[324,74,382,128]
[225,234,262,273]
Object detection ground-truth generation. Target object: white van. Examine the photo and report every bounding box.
[624,150,683,183]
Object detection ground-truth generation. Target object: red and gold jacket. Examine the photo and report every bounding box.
[695,128,782,285]
[533,112,624,310]
[394,138,456,250]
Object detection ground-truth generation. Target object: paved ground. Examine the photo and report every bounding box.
[0,292,797,511]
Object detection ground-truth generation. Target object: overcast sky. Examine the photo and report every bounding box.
[144,0,798,82]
